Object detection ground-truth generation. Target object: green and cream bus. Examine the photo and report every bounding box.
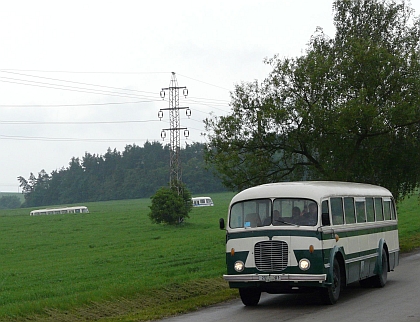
[219,181,399,305]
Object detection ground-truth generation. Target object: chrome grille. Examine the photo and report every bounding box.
[254,241,288,271]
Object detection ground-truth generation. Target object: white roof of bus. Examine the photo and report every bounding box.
[230,181,392,205]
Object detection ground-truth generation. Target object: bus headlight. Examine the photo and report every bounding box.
[299,258,310,271]
[234,261,245,272]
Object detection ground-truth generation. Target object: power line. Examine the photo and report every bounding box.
[0,69,170,75]
[0,70,232,131]
[0,70,232,112]
[177,73,231,91]
[0,101,160,108]
[0,119,163,125]
[0,80,231,112]
[0,70,160,96]
[0,77,161,100]
[0,116,206,129]
[0,134,151,143]
[188,96,230,103]
[0,69,232,101]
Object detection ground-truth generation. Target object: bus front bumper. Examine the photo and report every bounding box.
[223,273,327,283]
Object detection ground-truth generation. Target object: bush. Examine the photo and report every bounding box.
[148,185,192,224]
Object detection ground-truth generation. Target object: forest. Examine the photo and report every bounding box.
[18,141,226,207]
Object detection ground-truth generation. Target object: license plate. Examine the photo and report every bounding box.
[258,275,282,282]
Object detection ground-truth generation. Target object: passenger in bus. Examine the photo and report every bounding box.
[301,203,318,225]
[272,210,282,225]
[263,214,271,226]
[262,210,281,225]
[291,207,301,224]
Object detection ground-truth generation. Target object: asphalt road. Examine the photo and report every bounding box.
[160,251,420,322]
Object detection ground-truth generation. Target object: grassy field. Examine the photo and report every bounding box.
[0,191,419,321]
[394,194,420,252]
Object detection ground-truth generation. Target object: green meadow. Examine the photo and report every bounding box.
[0,191,419,321]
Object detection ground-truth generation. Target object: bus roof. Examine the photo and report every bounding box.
[230,181,393,205]
[30,206,88,214]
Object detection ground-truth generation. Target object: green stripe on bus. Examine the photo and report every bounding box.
[226,224,398,241]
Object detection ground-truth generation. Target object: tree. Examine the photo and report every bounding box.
[0,195,21,209]
[204,0,420,200]
[148,184,192,225]
[18,170,50,207]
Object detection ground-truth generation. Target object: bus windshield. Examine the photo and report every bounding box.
[229,198,318,228]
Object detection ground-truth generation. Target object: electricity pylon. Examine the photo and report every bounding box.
[159,72,190,193]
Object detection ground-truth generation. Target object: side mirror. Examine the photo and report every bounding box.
[219,218,225,230]
[321,213,331,226]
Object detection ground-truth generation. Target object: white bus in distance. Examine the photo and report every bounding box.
[30,206,89,216]
[192,197,214,207]
[219,181,399,306]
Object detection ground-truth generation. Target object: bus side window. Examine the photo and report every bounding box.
[366,198,375,222]
[374,198,384,221]
[391,200,397,220]
[321,200,330,226]
[344,197,356,224]
[355,199,366,223]
[331,197,344,225]
[383,199,392,220]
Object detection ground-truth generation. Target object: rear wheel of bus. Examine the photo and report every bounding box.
[239,287,261,306]
[372,249,388,287]
[359,248,388,288]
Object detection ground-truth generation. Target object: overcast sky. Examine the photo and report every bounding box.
[0,1,419,193]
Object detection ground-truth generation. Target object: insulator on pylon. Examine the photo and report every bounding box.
[158,110,164,120]
[186,108,191,118]
[183,88,188,97]
[184,129,189,138]
[161,130,166,140]
[160,90,165,99]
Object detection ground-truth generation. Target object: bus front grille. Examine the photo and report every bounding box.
[254,241,288,271]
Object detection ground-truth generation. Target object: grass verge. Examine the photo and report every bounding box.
[18,278,238,322]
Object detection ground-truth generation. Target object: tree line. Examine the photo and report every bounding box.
[18,141,226,207]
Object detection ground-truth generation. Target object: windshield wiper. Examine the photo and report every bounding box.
[274,219,299,226]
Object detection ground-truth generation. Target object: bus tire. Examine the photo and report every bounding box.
[372,249,388,288]
[322,257,342,305]
[239,287,261,306]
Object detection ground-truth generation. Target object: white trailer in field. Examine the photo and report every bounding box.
[192,197,214,207]
[30,206,89,216]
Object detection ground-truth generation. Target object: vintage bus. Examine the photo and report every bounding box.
[30,206,89,216]
[219,181,399,305]
[192,197,214,207]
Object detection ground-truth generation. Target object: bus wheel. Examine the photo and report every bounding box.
[373,250,388,288]
[239,287,261,306]
[322,257,342,305]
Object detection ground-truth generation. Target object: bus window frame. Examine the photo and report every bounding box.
[330,197,345,225]
[355,197,367,223]
[344,197,356,224]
